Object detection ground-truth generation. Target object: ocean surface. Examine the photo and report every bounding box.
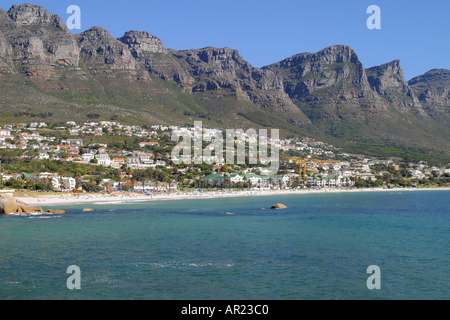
[1,190,450,300]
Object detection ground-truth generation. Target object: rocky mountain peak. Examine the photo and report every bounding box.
[118,30,167,57]
[78,27,113,41]
[194,47,244,65]
[366,60,409,95]
[366,59,424,113]
[408,69,450,122]
[408,69,450,87]
[7,3,67,31]
[76,26,136,70]
[265,44,371,102]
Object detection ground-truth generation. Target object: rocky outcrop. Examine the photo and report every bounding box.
[7,3,67,29]
[118,30,168,57]
[265,45,388,121]
[0,196,42,215]
[2,4,79,68]
[366,60,425,114]
[271,203,287,209]
[171,47,311,124]
[409,69,450,123]
[265,45,372,97]
[45,209,67,215]
[0,29,13,74]
[76,27,136,70]
[0,196,67,216]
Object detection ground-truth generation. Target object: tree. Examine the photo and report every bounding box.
[268,178,274,189]
[75,173,82,190]
[132,169,151,191]
[82,182,103,192]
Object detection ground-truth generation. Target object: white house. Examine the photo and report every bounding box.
[60,177,76,190]
[82,153,95,163]
[409,169,425,179]
[38,152,50,160]
[96,153,111,166]
[0,129,11,136]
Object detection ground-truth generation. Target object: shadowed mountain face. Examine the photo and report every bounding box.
[1,3,450,159]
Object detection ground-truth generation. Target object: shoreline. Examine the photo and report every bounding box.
[14,187,450,207]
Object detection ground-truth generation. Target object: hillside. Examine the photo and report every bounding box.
[1,3,450,160]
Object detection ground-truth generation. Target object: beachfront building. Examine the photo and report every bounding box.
[201,173,291,190]
[201,173,225,187]
[60,177,76,190]
[26,172,63,190]
[307,175,352,188]
[246,174,290,190]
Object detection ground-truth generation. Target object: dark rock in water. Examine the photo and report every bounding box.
[271,203,287,209]
[45,209,67,215]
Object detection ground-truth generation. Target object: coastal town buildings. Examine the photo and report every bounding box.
[0,121,448,192]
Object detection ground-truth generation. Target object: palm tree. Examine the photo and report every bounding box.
[116,174,124,191]
[74,173,82,190]
[165,177,173,191]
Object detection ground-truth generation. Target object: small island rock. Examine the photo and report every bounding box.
[271,203,288,209]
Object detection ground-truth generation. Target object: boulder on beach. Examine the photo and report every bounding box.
[271,203,288,210]
[0,199,20,214]
[20,206,43,214]
[0,197,42,215]
[83,208,94,212]
[1,196,66,216]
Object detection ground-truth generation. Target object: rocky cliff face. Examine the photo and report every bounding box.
[169,47,311,124]
[77,27,136,70]
[7,3,66,28]
[118,30,192,85]
[0,3,79,80]
[366,60,425,114]
[118,30,168,56]
[264,45,388,121]
[409,69,450,123]
[265,45,371,95]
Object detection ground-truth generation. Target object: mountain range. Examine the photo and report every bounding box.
[1,4,449,161]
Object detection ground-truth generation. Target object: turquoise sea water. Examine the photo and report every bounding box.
[1,191,450,300]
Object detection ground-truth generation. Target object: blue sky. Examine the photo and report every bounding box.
[1,0,449,80]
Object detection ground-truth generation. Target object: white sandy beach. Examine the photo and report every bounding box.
[15,187,450,207]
